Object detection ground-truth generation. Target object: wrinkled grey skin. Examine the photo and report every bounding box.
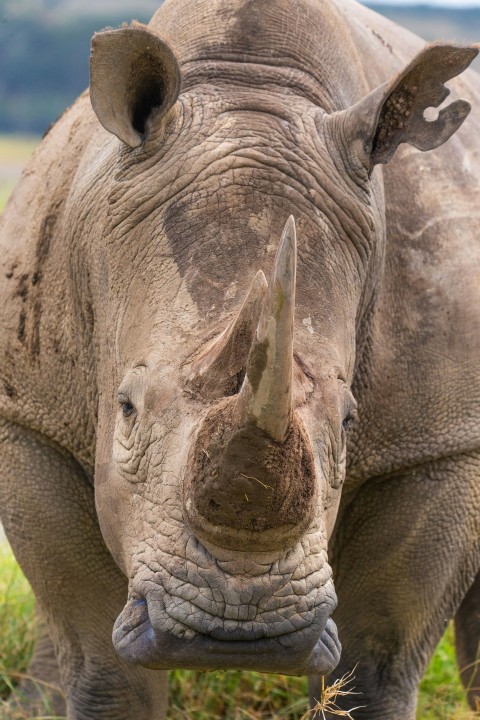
[0,1,479,718]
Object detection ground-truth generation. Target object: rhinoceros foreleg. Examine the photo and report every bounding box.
[308,452,480,720]
[455,567,480,711]
[0,419,168,720]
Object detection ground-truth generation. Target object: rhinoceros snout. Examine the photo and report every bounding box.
[112,530,340,675]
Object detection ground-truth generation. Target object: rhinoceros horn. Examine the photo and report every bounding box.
[185,217,314,551]
[236,215,296,442]
[187,270,268,397]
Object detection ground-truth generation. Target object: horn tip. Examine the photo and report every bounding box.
[285,215,296,236]
[275,216,297,281]
[253,269,268,290]
[281,216,297,253]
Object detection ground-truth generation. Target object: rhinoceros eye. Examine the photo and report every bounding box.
[118,394,135,418]
[342,409,357,432]
[122,401,135,418]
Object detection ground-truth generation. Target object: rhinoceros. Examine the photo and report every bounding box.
[1,0,479,717]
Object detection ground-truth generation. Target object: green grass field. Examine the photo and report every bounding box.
[0,135,38,211]
[0,543,475,719]
[0,135,477,719]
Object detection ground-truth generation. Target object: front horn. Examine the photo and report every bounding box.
[236,214,296,442]
[184,217,316,551]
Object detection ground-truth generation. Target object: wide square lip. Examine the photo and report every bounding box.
[113,595,341,675]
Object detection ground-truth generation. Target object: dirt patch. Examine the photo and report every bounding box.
[186,397,315,533]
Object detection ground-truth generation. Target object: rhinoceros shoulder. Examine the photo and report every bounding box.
[342,2,480,478]
[0,92,98,465]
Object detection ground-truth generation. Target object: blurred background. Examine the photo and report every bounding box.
[0,0,478,136]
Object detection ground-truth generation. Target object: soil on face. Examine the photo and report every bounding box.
[186,397,315,534]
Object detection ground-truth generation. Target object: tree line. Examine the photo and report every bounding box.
[0,10,153,134]
[0,3,478,135]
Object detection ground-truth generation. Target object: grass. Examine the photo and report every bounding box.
[302,671,362,719]
[0,134,39,216]
[0,135,477,718]
[418,625,477,720]
[0,541,476,720]
[0,135,39,164]
[0,544,36,701]
[168,669,308,719]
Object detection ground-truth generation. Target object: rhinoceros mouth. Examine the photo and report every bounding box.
[112,595,340,675]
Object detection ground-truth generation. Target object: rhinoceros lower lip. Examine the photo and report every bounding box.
[112,598,340,675]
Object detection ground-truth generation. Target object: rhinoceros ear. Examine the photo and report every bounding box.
[90,24,181,148]
[339,43,478,172]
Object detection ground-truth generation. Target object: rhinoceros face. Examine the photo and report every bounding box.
[84,23,476,675]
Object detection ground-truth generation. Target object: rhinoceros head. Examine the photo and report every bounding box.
[82,17,477,675]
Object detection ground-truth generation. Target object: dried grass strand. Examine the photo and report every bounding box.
[300,670,364,720]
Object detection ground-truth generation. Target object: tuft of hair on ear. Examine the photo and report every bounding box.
[120,19,146,29]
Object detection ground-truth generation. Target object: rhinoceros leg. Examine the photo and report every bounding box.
[455,568,480,711]
[309,452,480,720]
[0,418,168,720]
[7,607,66,717]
